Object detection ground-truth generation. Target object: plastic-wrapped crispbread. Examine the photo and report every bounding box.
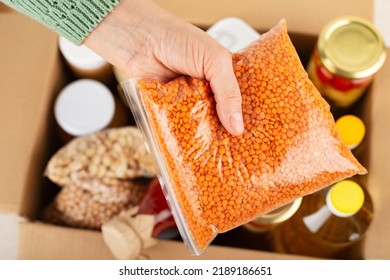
[122,19,367,255]
[45,126,155,186]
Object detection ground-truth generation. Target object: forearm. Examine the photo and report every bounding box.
[3,0,244,135]
[84,0,192,74]
[85,0,244,135]
[1,0,120,45]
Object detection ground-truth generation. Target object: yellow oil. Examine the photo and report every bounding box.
[272,185,374,259]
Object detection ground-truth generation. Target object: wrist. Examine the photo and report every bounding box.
[84,0,170,71]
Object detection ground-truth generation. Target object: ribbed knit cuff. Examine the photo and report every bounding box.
[2,0,120,45]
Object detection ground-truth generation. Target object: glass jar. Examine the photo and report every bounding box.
[214,198,302,252]
[243,198,302,233]
[307,16,386,108]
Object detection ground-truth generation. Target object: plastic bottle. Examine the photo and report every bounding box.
[335,115,367,160]
[272,180,374,259]
[335,115,366,151]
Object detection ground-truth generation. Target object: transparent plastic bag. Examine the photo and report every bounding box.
[122,19,367,255]
[42,177,148,230]
[137,177,178,239]
[45,126,155,186]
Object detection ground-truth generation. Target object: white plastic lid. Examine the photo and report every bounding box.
[206,17,261,52]
[54,79,115,136]
[58,36,107,70]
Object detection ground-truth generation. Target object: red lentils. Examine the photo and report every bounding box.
[134,20,367,255]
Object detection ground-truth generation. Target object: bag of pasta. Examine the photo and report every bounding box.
[122,19,367,255]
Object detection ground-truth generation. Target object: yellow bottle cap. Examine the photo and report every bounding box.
[326,180,365,217]
[336,115,365,149]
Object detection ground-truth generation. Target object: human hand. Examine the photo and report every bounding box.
[84,0,244,136]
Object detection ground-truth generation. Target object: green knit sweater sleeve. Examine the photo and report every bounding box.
[1,0,120,45]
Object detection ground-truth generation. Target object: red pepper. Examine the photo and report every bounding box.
[138,178,178,239]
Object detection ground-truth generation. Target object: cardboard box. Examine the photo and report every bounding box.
[1,0,388,260]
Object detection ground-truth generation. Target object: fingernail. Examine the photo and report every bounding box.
[230,112,244,135]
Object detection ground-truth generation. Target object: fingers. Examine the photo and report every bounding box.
[205,47,244,136]
[124,55,179,82]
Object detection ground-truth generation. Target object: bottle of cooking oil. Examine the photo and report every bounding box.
[272,180,373,259]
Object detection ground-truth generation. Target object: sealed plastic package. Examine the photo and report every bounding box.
[43,126,154,229]
[122,20,367,255]
[43,177,148,229]
[45,126,155,186]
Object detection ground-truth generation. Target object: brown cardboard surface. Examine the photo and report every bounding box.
[143,239,312,260]
[18,222,311,260]
[364,49,390,259]
[155,0,373,33]
[18,223,115,260]
[2,0,389,260]
[0,12,62,215]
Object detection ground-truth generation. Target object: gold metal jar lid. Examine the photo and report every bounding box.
[251,197,302,225]
[318,16,386,79]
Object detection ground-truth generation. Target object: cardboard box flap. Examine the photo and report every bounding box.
[18,222,313,260]
[155,0,373,33]
[18,223,115,260]
[364,49,390,259]
[0,12,61,215]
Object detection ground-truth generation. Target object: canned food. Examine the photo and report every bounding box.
[243,198,302,233]
[307,16,386,108]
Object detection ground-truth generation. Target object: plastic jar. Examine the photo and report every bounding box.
[54,79,128,143]
[59,37,113,83]
[307,17,386,108]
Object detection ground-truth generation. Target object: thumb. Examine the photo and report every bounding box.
[205,47,244,136]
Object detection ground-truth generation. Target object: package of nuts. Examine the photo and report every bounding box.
[43,177,148,230]
[45,126,155,186]
[122,19,367,255]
